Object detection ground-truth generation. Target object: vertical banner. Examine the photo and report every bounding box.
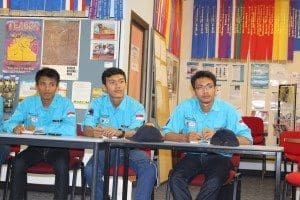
[272,0,289,61]
[294,1,300,51]
[191,0,217,59]
[234,0,243,59]
[217,0,232,58]
[3,19,42,74]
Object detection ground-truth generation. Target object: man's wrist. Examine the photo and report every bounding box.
[118,129,125,138]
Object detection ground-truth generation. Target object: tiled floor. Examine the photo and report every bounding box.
[0,174,277,199]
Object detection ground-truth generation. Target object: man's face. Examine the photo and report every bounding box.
[103,74,126,99]
[194,77,216,105]
[36,76,58,103]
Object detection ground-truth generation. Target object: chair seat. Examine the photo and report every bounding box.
[27,157,81,174]
[286,172,300,186]
[285,154,300,164]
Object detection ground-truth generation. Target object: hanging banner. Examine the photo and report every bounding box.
[3,19,42,74]
[191,0,217,59]
[217,0,232,58]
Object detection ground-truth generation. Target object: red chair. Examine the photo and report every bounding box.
[283,170,300,200]
[3,124,85,200]
[279,131,300,174]
[242,116,266,178]
[281,137,300,200]
[3,145,20,200]
[166,152,241,199]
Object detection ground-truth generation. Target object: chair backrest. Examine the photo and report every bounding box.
[279,131,300,160]
[69,124,85,159]
[242,116,264,145]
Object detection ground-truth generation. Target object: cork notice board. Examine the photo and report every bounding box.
[153,31,172,183]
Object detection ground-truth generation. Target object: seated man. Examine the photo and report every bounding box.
[3,68,76,200]
[0,96,10,171]
[163,70,252,200]
[83,67,156,200]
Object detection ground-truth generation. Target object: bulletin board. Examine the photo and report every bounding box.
[0,17,119,122]
[153,30,172,183]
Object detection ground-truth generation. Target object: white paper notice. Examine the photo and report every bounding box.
[71,81,91,109]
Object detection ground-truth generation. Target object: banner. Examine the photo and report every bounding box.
[191,0,217,59]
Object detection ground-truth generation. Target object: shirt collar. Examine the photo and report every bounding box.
[194,97,220,113]
[36,94,58,109]
[106,95,127,111]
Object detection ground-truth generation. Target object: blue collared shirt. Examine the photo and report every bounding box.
[3,94,76,136]
[162,97,252,143]
[82,94,145,131]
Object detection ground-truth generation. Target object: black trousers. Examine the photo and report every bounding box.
[9,146,69,200]
[169,153,232,200]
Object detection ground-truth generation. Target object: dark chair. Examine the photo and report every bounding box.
[3,124,85,200]
[3,145,20,200]
[242,116,266,178]
[166,153,241,200]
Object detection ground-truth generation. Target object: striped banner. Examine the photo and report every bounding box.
[74,0,86,11]
[0,0,9,9]
[154,0,169,37]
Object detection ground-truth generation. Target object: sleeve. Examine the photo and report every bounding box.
[126,103,145,130]
[161,105,185,135]
[43,99,76,136]
[2,100,27,133]
[226,107,253,143]
[82,99,99,128]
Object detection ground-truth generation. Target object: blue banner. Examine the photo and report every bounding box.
[294,1,300,50]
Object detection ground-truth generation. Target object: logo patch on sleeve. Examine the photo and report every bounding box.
[135,114,144,120]
[67,112,75,117]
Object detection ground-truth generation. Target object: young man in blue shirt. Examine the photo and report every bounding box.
[163,70,252,200]
[3,68,76,200]
[83,67,156,200]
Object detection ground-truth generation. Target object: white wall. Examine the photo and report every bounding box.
[119,0,154,74]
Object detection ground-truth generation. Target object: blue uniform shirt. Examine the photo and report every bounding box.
[162,97,252,143]
[82,94,145,131]
[3,94,76,136]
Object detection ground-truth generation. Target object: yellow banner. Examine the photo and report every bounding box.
[272,0,289,61]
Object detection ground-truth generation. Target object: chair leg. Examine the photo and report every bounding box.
[71,167,78,200]
[3,159,12,200]
[262,155,266,180]
[80,163,86,200]
[291,186,296,200]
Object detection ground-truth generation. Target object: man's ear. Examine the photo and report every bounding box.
[102,85,107,92]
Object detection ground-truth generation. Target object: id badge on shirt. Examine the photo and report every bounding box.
[185,117,197,132]
[99,115,110,127]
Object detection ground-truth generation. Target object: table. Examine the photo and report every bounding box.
[107,139,283,200]
[0,133,108,200]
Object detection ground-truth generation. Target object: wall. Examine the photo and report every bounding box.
[0,1,155,187]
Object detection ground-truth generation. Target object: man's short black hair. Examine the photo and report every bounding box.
[101,67,126,85]
[35,67,60,85]
[191,70,217,89]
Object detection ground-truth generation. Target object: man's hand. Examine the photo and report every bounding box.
[13,125,25,134]
[101,127,121,138]
[187,132,201,142]
[93,126,104,138]
[201,128,215,140]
